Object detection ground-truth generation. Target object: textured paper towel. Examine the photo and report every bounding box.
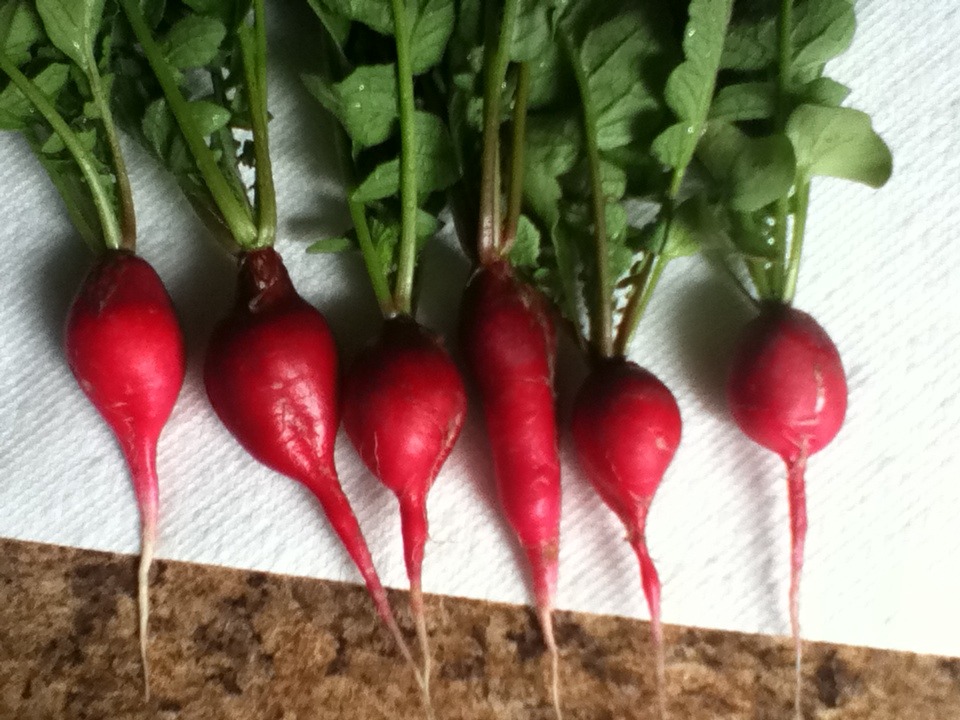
[1,1,958,657]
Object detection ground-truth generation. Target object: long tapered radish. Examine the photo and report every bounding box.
[460,260,563,715]
[571,357,681,719]
[203,247,422,686]
[727,303,847,717]
[65,250,185,697]
[342,314,466,693]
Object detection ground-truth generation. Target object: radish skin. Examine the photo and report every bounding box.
[203,248,423,688]
[571,358,681,719]
[727,304,847,718]
[342,315,467,694]
[460,260,563,716]
[65,251,185,698]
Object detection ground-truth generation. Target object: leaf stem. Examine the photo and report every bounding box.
[238,3,277,247]
[502,62,529,251]
[563,32,613,358]
[614,253,666,357]
[782,178,810,304]
[770,0,794,300]
[477,0,521,265]
[390,0,419,314]
[86,54,136,251]
[119,0,258,249]
[0,50,122,252]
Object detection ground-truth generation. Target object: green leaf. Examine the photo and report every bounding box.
[522,115,580,226]
[335,64,398,147]
[654,0,733,171]
[35,0,105,70]
[410,0,454,73]
[720,12,774,70]
[508,214,540,268]
[710,81,775,122]
[698,122,796,212]
[801,76,850,107]
[323,0,392,34]
[40,125,97,154]
[0,62,70,130]
[511,0,552,62]
[182,0,253,29]
[307,235,355,253]
[786,104,892,187]
[792,0,855,71]
[142,97,172,157]
[351,111,456,201]
[578,11,665,150]
[188,100,231,137]
[305,0,351,48]
[163,15,226,69]
[0,1,43,65]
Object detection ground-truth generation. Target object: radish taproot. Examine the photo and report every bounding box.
[66,252,185,694]
[116,0,425,694]
[571,358,681,713]
[342,316,466,694]
[698,1,891,713]
[303,0,468,697]
[2,19,186,695]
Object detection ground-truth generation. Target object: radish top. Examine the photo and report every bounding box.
[0,0,137,253]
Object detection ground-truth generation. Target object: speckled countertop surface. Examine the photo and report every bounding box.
[1,538,957,719]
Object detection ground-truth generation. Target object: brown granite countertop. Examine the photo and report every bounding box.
[0,538,956,719]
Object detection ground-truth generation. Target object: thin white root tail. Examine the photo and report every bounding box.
[538,605,562,720]
[138,522,155,701]
[411,585,434,720]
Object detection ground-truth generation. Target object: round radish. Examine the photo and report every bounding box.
[65,250,185,695]
[571,357,681,717]
[203,247,420,681]
[342,314,466,692]
[727,303,847,714]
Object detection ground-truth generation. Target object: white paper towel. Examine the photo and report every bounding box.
[2,1,959,658]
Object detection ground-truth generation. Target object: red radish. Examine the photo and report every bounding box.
[727,303,847,713]
[203,247,421,683]
[571,357,681,718]
[342,315,466,692]
[65,250,185,695]
[460,260,563,713]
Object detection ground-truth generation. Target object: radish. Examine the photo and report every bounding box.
[2,16,186,696]
[460,259,562,711]
[116,0,426,696]
[66,251,185,694]
[342,316,466,695]
[571,358,681,715]
[726,304,847,709]
[304,0,469,697]
[203,247,419,674]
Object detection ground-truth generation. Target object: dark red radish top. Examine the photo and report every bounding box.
[65,250,186,458]
[727,305,847,462]
[204,247,340,485]
[571,358,681,527]
[343,315,466,501]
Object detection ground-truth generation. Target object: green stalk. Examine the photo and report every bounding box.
[503,62,530,251]
[349,197,395,315]
[0,50,122,251]
[770,0,794,299]
[564,33,613,358]
[614,254,667,357]
[782,179,810,304]
[477,0,521,264]
[119,0,257,249]
[389,0,419,314]
[86,53,136,251]
[238,6,277,247]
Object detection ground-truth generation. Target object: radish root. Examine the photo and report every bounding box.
[538,605,562,720]
[786,447,809,720]
[631,535,666,720]
[410,582,432,706]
